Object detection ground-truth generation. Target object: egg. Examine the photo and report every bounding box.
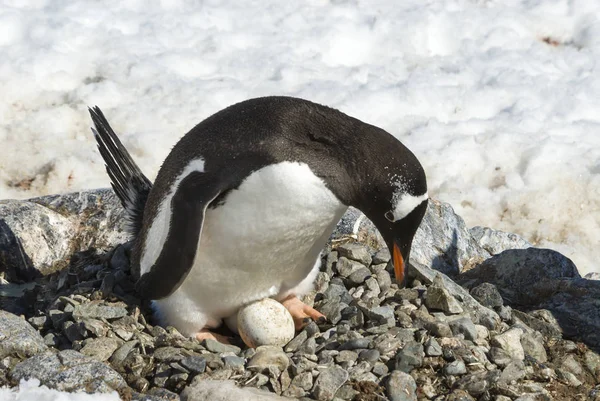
[237,298,295,348]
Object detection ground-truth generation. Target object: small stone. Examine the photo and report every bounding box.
[153,346,184,362]
[223,355,245,371]
[180,355,206,374]
[347,267,371,286]
[335,384,359,400]
[202,339,241,355]
[0,311,48,358]
[425,276,464,314]
[584,350,600,375]
[338,338,371,351]
[72,301,128,321]
[285,330,308,352]
[448,317,478,341]
[335,257,364,278]
[62,321,85,342]
[298,337,317,355]
[498,360,526,385]
[444,360,467,376]
[335,350,358,365]
[247,346,290,374]
[423,321,453,338]
[109,340,138,367]
[358,349,380,363]
[364,305,395,326]
[376,271,392,292]
[336,243,372,266]
[490,328,524,361]
[292,372,313,391]
[520,331,547,363]
[319,299,346,325]
[425,337,442,357]
[312,366,349,401]
[488,347,512,368]
[556,368,583,387]
[79,337,122,361]
[474,325,489,341]
[372,248,391,265]
[386,370,417,401]
[497,305,512,322]
[43,333,60,347]
[469,283,503,309]
[372,362,389,377]
[561,354,584,376]
[394,341,424,373]
[27,316,49,330]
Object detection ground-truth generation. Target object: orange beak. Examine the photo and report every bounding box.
[393,242,405,284]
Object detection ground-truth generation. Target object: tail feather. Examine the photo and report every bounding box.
[89,106,152,236]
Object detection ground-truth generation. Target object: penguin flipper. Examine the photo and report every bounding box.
[136,172,221,300]
[88,106,152,236]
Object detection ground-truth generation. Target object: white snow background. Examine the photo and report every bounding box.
[1,1,599,274]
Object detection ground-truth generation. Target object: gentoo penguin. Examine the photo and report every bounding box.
[89,96,428,341]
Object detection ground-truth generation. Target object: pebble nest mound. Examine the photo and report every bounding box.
[1,240,600,401]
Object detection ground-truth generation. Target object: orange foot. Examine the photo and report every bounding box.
[281,295,326,330]
[195,328,231,344]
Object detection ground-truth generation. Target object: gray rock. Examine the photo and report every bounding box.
[247,347,290,374]
[312,366,349,401]
[386,370,417,401]
[584,350,600,375]
[561,354,584,376]
[223,355,245,371]
[394,341,424,373]
[556,368,583,387]
[425,275,464,314]
[425,337,442,357]
[291,372,313,391]
[347,267,371,286]
[0,310,47,358]
[181,378,291,400]
[498,360,526,385]
[335,257,364,278]
[10,349,126,392]
[202,339,241,355]
[72,301,128,321]
[180,355,207,374]
[338,338,372,350]
[358,349,380,363]
[449,317,478,341]
[469,283,504,309]
[520,331,547,363]
[363,305,395,326]
[372,248,391,264]
[488,347,513,368]
[490,328,525,361]
[285,330,308,352]
[411,199,490,275]
[423,321,453,338]
[0,189,128,281]
[469,226,531,255]
[79,337,122,361]
[444,360,467,375]
[458,248,580,306]
[335,243,372,266]
[409,262,500,329]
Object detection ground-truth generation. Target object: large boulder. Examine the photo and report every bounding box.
[0,189,128,282]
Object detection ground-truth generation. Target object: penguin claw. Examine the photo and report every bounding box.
[280,295,326,330]
[195,329,231,344]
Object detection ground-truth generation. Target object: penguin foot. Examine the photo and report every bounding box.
[195,329,231,344]
[280,295,326,330]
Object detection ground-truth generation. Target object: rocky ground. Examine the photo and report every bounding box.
[1,190,600,400]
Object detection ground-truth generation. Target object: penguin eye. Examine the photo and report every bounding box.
[384,211,395,222]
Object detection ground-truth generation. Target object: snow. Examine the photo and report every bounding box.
[0,379,120,401]
[0,0,598,281]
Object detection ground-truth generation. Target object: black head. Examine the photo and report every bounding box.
[345,123,428,287]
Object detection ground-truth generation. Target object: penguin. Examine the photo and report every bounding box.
[89,96,428,342]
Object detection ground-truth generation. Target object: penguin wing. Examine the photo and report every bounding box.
[136,171,222,299]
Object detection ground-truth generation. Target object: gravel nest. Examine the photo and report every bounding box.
[2,241,600,401]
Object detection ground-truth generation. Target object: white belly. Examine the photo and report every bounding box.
[152,161,347,336]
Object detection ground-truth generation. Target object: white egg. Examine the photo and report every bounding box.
[237,298,295,348]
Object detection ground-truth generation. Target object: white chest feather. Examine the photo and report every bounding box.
[151,161,347,334]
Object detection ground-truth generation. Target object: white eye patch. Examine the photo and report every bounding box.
[388,192,428,222]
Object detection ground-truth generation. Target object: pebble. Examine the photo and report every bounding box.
[386,370,417,401]
[79,337,122,362]
[469,283,504,309]
[520,331,547,363]
[336,243,372,266]
[335,257,364,278]
[490,327,524,361]
[338,338,371,350]
[449,317,478,341]
[444,360,467,375]
[394,341,424,373]
[180,355,206,374]
[424,275,464,314]
[312,366,349,401]
[425,337,443,357]
[247,347,290,374]
[202,339,241,355]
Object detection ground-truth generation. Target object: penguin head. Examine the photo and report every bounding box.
[347,126,428,288]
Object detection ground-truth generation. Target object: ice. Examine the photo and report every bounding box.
[0,0,598,276]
